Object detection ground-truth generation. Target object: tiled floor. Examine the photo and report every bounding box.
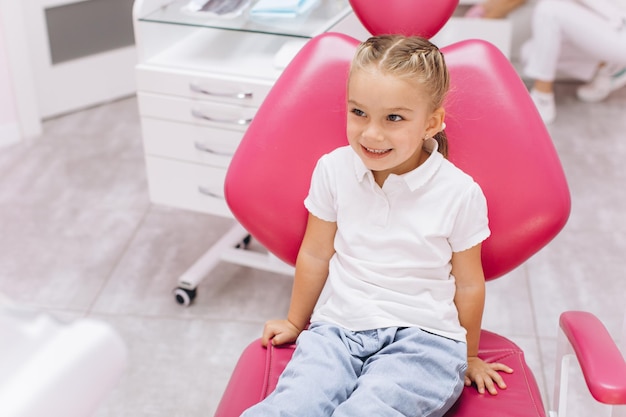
[1,80,625,416]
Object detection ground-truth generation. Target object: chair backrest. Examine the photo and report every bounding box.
[224,32,570,280]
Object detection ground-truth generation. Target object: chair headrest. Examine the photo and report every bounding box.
[349,0,458,39]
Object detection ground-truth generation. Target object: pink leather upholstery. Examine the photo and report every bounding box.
[225,33,570,280]
[348,0,459,39]
[215,331,546,417]
[559,311,626,404]
[219,11,571,415]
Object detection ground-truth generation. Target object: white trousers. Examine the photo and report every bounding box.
[523,0,626,82]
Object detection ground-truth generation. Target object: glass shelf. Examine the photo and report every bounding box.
[139,0,351,39]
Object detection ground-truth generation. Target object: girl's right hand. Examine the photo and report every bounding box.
[261,319,302,347]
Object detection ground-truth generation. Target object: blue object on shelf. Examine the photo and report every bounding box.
[250,0,319,18]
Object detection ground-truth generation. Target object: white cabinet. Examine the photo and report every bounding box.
[132,0,361,304]
[133,0,353,218]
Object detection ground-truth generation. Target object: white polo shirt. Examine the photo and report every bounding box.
[305,139,490,342]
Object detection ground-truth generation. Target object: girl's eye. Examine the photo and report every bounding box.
[387,114,403,122]
[351,108,366,117]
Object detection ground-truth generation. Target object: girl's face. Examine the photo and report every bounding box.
[347,67,444,186]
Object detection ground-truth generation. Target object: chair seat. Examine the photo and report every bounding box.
[448,331,546,417]
[214,329,546,417]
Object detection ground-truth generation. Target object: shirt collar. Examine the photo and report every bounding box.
[352,138,443,191]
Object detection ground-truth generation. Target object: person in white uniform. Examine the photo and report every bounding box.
[241,35,512,417]
[524,0,626,123]
[464,0,528,18]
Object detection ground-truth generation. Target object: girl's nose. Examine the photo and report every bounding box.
[362,122,384,141]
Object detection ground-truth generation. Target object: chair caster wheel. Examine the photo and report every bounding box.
[236,234,252,249]
[174,287,197,306]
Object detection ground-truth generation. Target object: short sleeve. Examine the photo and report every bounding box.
[449,181,491,253]
[303,154,338,222]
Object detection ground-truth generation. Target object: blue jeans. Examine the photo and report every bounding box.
[241,322,467,417]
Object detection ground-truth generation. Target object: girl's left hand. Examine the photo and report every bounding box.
[465,356,514,395]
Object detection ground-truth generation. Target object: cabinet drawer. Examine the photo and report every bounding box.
[136,64,273,107]
[141,118,241,168]
[145,156,231,217]
[138,92,257,131]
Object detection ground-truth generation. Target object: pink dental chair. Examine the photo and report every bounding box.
[214,2,626,416]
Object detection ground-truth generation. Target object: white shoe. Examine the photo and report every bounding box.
[530,89,556,124]
[577,66,626,102]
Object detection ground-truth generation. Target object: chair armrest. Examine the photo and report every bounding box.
[559,311,626,404]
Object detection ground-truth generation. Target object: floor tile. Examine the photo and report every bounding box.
[0,203,145,310]
[91,206,293,322]
[526,227,626,339]
[90,314,260,417]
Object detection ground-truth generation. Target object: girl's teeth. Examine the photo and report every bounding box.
[366,147,389,154]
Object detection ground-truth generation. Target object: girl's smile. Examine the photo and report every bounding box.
[362,145,393,157]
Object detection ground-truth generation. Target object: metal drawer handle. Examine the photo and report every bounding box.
[191,109,252,126]
[198,185,224,199]
[190,83,253,100]
[194,141,234,157]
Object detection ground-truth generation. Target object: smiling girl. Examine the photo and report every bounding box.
[241,35,512,417]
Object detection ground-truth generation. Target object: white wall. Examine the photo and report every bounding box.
[0,17,19,148]
[0,0,42,144]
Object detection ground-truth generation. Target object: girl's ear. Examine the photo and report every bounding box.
[425,107,446,138]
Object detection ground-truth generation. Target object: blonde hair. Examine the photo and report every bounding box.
[350,35,450,157]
